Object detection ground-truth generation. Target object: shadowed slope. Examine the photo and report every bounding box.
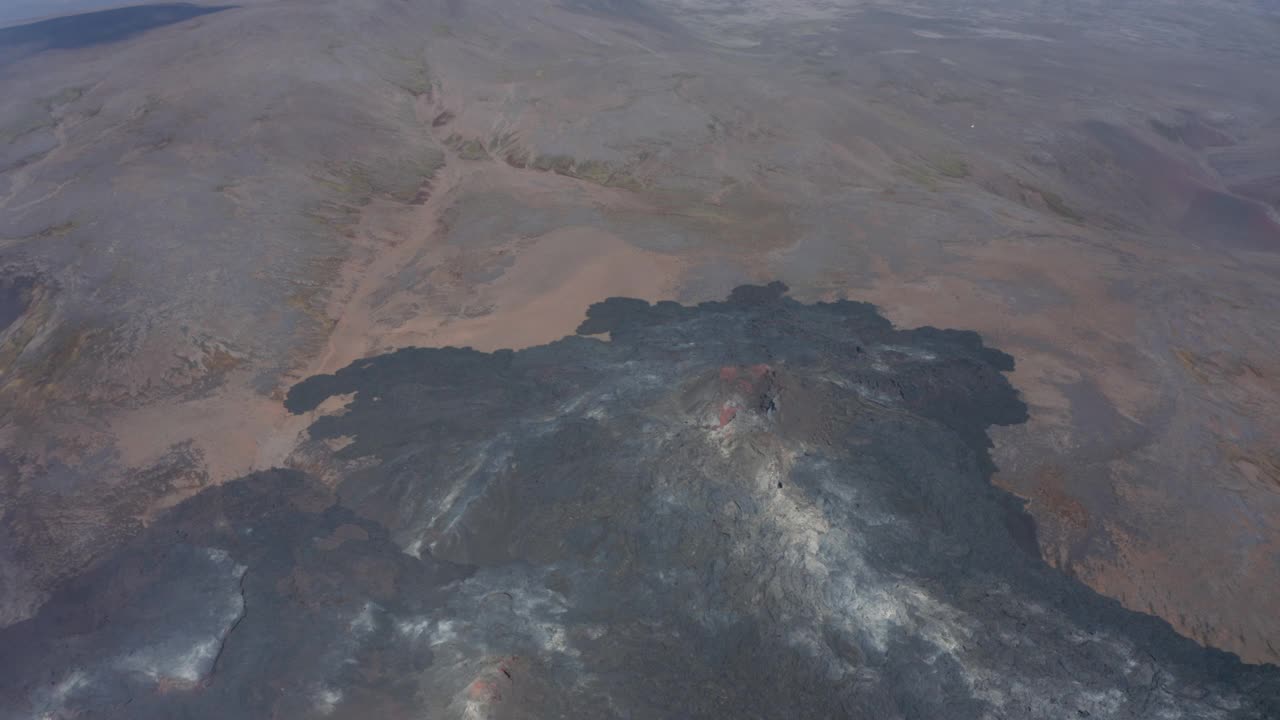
[0,4,233,64]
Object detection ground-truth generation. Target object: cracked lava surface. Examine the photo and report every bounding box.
[3,285,1277,718]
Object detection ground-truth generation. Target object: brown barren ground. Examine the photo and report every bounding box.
[2,0,1279,669]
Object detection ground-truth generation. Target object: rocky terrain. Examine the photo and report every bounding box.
[5,284,1280,718]
[1,0,1279,716]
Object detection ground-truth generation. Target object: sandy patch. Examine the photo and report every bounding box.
[386,225,682,352]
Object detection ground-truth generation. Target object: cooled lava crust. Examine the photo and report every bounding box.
[2,283,1277,718]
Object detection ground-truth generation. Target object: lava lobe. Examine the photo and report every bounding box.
[3,283,1277,719]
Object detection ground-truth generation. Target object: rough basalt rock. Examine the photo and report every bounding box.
[2,284,1276,719]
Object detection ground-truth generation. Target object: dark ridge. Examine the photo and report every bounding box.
[0,3,234,62]
[0,275,34,332]
[1181,189,1280,252]
[1150,114,1235,150]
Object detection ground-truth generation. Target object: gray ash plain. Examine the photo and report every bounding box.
[3,285,1276,718]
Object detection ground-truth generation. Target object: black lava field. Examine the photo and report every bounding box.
[3,285,1277,719]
